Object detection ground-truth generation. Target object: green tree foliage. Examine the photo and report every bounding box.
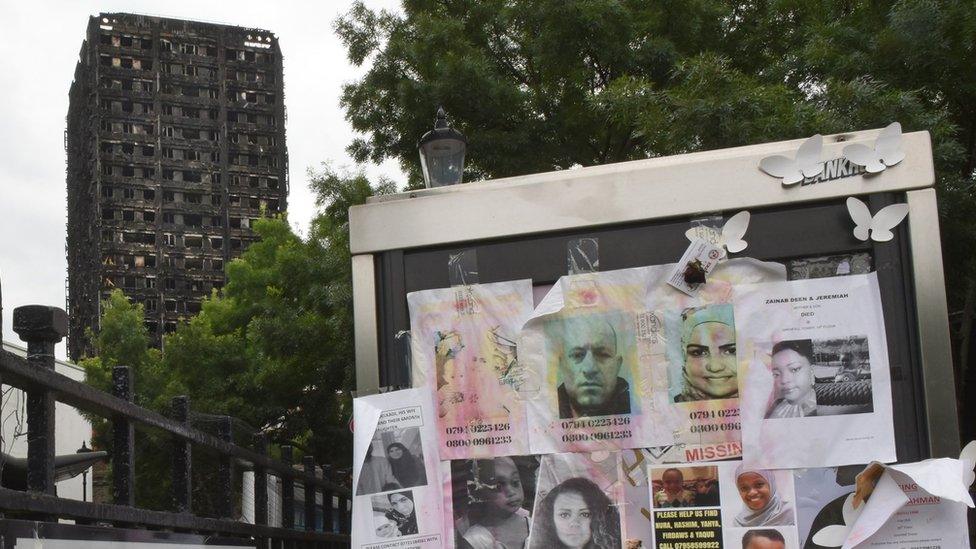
[336,0,976,404]
[81,167,392,510]
[336,1,973,183]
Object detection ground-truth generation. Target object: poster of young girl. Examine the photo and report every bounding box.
[409,279,535,460]
[442,455,540,549]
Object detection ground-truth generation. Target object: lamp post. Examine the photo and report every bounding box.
[76,441,93,502]
[418,107,467,188]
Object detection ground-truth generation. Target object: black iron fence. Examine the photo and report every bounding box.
[0,302,351,548]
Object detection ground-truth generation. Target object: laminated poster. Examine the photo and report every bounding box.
[352,388,443,549]
[646,460,801,549]
[441,455,541,549]
[408,280,535,460]
[734,273,896,469]
[519,259,785,455]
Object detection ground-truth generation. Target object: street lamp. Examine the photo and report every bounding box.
[76,441,93,502]
[418,107,467,188]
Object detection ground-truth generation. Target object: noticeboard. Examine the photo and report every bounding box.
[348,127,959,462]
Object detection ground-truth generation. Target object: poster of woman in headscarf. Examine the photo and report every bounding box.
[408,279,535,460]
[653,302,744,449]
[644,258,786,450]
[352,388,444,549]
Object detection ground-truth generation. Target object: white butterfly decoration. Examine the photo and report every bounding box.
[811,493,863,548]
[961,440,976,488]
[846,197,910,242]
[759,134,824,186]
[684,211,750,255]
[843,123,905,174]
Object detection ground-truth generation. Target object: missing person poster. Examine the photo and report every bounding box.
[441,455,540,549]
[642,258,786,453]
[647,461,801,549]
[520,260,785,455]
[849,469,971,548]
[734,273,896,469]
[408,280,535,459]
[796,464,972,549]
[352,388,443,549]
[528,451,624,549]
[618,444,744,548]
[520,266,667,454]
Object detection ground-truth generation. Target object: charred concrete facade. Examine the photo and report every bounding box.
[67,13,287,360]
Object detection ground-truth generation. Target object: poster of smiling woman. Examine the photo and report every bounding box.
[733,273,896,469]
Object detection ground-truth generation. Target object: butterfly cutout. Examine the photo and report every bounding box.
[960,440,976,488]
[759,134,824,186]
[684,211,751,255]
[812,493,863,547]
[846,197,909,242]
[843,123,905,174]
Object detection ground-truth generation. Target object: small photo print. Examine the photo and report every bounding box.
[736,527,797,549]
[450,456,539,549]
[545,311,636,419]
[721,465,796,528]
[668,304,739,403]
[764,336,873,419]
[356,426,428,496]
[371,490,418,540]
[650,466,720,508]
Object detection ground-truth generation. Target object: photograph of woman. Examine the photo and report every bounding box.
[673,305,738,402]
[357,443,398,496]
[387,442,427,489]
[766,339,818,418]
[452,456,537,549]
[529,477,621,549]
[385,491,419,536]
[733,466,795,527]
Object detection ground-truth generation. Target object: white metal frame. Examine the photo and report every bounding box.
[349,128,960,457]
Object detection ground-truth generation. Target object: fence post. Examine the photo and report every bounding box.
[112,366,135,506]
[171,395,192,513]
[303,455,316,532]
[253,433,269,530]
[217,416,234,518]
[338,468,350,535]
[13,305,67,497]
[281,445,295,530]
[322,464,334,533]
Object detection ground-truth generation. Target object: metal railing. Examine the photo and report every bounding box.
[0,300,351,548]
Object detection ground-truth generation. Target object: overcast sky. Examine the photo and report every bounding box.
[0,1,406,359]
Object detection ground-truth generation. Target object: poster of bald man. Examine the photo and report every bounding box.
[551,312,634,420]
[519,266,674,454]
